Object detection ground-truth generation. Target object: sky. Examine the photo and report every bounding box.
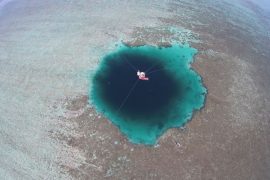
[0,0,13,9]
[245,0,270,11]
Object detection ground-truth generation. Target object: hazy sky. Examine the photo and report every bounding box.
[1,0,270,12]
[246,0,270,11]
[0,0,13,9]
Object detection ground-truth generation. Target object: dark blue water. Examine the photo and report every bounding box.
[90,43,206,145]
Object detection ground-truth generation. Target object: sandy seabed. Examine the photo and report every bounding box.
[0,0,270,179]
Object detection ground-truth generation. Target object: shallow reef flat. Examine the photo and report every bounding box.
[0,0,270,179]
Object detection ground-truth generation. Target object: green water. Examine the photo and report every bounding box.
[90,43,206,145]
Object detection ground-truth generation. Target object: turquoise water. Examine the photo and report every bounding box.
[90,43,206,145]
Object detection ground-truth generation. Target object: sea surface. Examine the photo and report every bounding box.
[0,0,269,179]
